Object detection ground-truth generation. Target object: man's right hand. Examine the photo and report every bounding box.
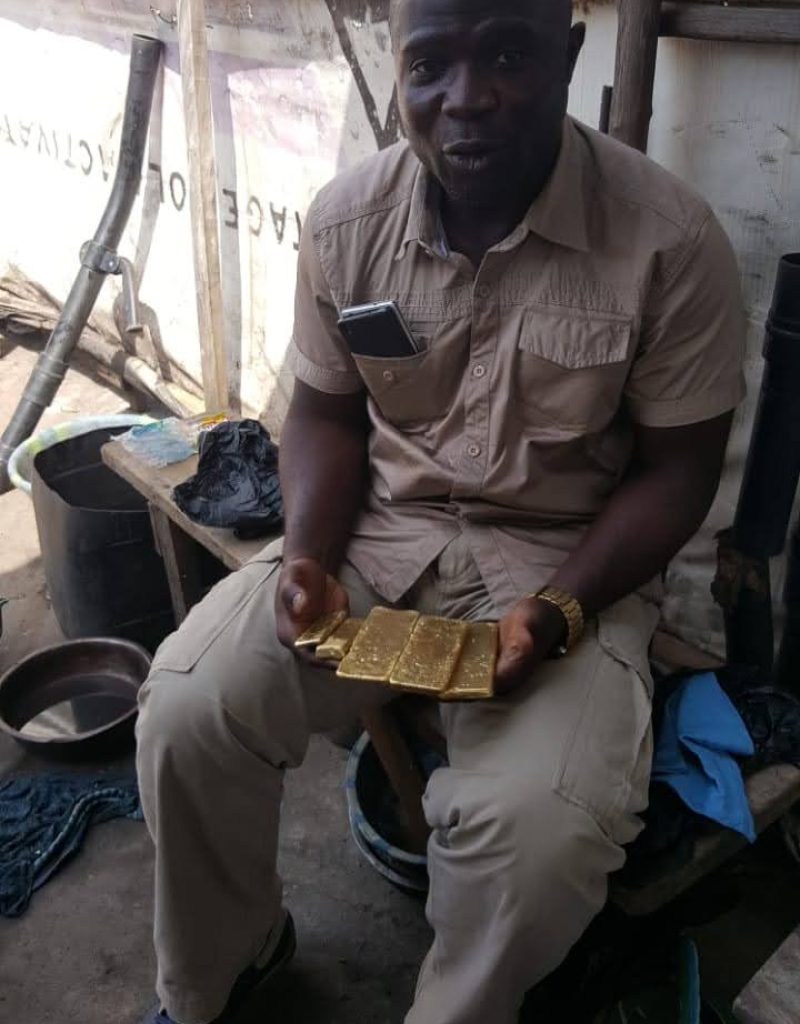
[275,557,350,650]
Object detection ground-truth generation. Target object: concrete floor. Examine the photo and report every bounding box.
[0,335,798,1024]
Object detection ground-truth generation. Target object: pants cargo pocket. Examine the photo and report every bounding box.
[150,546,283,674]
[552,594,659,839]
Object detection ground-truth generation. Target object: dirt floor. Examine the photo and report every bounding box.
[0,335,798,1024]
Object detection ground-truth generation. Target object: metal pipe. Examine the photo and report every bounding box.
[777,520,800,694]
[713,254,800,673]
[733,254,800,558]
[0,34,163,493]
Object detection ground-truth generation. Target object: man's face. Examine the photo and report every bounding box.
[392,0,583,205]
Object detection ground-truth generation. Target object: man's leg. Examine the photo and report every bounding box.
[405,540,659,1024]
[136,546,392,1024]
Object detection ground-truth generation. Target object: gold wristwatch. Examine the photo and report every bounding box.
[528,586,584,656]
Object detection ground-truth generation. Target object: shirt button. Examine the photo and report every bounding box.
[474,283,490,300]
[382,369,395,383]
[472,363,486,379]
[467,442,482,458]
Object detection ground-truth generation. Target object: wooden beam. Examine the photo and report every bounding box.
[661,4,800,44]
[177,0,229,414]
[734,927,800,1024]
[609,0,662,153]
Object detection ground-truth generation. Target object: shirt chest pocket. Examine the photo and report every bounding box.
[352,322,464,426]
[515,310,633,433]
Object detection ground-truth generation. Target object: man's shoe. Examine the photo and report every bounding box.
[141,912,297,1023]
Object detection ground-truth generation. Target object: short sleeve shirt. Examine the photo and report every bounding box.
[287,117,746,612]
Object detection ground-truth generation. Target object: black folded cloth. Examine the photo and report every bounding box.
[173,419,283,539]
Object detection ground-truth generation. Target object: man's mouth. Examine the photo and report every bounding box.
[441,139,508,173]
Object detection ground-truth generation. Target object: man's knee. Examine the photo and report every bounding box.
[425,768,624,909]
[137,667,218,768]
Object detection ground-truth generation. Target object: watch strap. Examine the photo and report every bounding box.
[531,586,584,655]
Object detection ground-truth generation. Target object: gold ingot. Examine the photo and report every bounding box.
[294,610,347,649]
[390,616,468,695]
[337,607,420,682]
[315,618,364,662]
[441,622,497,701]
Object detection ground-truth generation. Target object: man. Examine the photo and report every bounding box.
[138,0,745,1021]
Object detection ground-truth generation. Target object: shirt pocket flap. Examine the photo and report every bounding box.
[518,310,632,369]
[352,350,429,399]
[596,594,660,696]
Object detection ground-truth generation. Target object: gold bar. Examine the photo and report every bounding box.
[315,618,364,662]
[294,610,347,649]
[390,616,468,695]
[441,622,497,701]
[337,607,420,682]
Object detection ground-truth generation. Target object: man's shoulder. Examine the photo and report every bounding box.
[309,141,420,235]
[575,119,712,236]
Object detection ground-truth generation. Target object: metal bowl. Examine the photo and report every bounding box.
[0,637,151,759]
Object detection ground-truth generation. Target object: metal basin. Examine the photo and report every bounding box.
[0,637,151,759]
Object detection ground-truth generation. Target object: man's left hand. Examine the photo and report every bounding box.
[495,597,567,693]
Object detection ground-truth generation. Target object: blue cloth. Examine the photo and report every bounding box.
[0,772,141,917]
[652,672,756,841]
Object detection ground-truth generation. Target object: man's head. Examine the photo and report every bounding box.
[391,0,584,207]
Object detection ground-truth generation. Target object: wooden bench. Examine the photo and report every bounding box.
[101,440,800,920]
[734,925,800,1024]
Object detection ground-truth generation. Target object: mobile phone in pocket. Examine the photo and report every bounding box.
[337,300,418,358]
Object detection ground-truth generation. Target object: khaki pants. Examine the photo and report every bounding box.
[136,535,659,1024]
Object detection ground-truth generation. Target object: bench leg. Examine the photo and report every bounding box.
[362,704,431,856]
[149,504,205,624]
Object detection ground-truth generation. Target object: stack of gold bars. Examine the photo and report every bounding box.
[295,607,498,700]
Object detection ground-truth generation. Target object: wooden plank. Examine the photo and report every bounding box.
[661,4,800,44]
[177,0,230,414]
[734,927,800,1024]
[613,763,800,916]
[149,505,206,623]
[650,629,724,671]
[362,705,431,855]
[101,440,269,572]
[609,0,662,152]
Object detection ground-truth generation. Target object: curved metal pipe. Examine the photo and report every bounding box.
[0,34,163,493]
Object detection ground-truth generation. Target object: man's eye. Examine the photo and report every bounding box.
[494,50,527,69]
[409,59,444,82]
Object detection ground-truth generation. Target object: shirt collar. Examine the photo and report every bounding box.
[397,165,449,260]
[397,116,590,260]
[519,117,590,253]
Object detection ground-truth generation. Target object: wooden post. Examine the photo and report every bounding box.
[177,0,229,414]
[609,0,662,153]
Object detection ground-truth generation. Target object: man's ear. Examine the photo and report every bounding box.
[567,22,586,81]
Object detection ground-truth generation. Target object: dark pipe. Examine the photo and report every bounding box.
[714,254,800,673]
[733,254,800,557]
[777,520,800,694]
[599,85,613,135]
[0,34,163,493]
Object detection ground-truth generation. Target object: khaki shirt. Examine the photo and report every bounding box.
[288,117,746,612]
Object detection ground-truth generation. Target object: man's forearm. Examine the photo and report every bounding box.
[279,385,368,573]
[547,414,734,618]
[549,465,714,616]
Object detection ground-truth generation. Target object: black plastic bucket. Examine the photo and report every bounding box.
[31,427,175,653]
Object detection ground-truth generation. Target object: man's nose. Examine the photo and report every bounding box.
[441,64,497,119]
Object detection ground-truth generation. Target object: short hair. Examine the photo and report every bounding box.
[389,0,573,37]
